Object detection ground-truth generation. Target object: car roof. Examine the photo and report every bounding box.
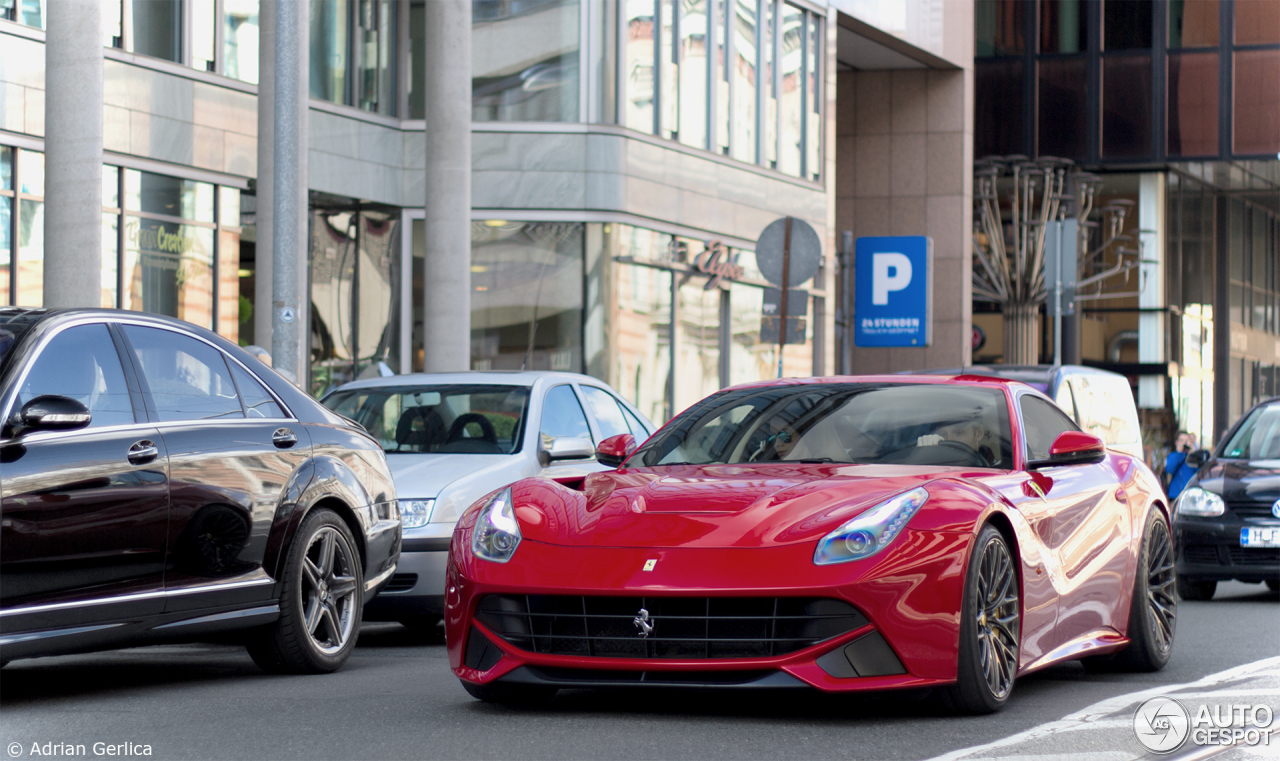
[717,374,1026,393]
[328,370,614,393]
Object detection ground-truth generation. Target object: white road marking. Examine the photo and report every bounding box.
[929,656,1280,761]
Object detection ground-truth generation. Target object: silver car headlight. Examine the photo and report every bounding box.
[471,488,522,563]
[400,499,435,529]
[814,487,929,565]
[1176,486,1224,517]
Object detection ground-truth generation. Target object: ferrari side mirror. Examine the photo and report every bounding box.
[1028,431,1106,469]
[595,433,636,468]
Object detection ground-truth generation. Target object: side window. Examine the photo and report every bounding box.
[580,386,630,440]
[18,324,135,428]
[540,385,591,446]
[1020,395,1080,462]
[620,402,650,439]
[123,326,243,422]
[1054,381,1078,424]
[229,363,286,419]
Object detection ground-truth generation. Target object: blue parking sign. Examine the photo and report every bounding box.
[854,236,932,347]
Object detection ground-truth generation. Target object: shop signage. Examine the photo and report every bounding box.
[854,236,932,347]
[127,221,198,256]
[692,241,743,289]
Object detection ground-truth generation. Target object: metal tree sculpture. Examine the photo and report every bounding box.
[973,156,1148,364]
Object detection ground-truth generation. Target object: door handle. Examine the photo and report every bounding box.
[128,440,159,465]
[272,428,298,449]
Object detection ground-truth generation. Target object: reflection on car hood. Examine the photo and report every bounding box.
[386,452,518,499]
[1196,460,1280,503]
[513,463,989,549]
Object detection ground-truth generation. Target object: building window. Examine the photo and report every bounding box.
[1040,0,1086,54]
[975,0,1025,57]
[1101,55,1153,158]
[471,0,580,122]
[310,206,402,395]
[1038,57,1087,158]
[0,0,44,29]
[128,0,184,63]
[310,0,397,116]
[1168,0,1218,49]
[1235,0,1280,46]
[619,0,821,179]
[224,0,261,84]
[1102,0,1152,51]
[1167,52,1219,156]
[1233,49,1280,155]
[976,60,1024,156]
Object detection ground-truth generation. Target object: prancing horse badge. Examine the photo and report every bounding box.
[643,559,657,571]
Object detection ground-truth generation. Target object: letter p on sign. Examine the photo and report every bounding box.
[872,253,912,305]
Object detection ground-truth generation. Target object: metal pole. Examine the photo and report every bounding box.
[777,216,792,378]
[1053,219,1063,366]
[840,230,853,374]
[271,0,308,383]
[255,0,275,354]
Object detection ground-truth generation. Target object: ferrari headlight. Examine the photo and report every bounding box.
[470,488,521,563]
[1176,486,1224,518]
[814,487,929,565]
[400,499,435,529]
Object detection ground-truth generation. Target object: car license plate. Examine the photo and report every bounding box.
[1240,527,1280,547]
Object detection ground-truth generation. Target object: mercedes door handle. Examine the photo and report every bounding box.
[272,428,298,449]
[127,440,159,465]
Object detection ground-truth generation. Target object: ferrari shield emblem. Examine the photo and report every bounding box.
[643,558,657,571]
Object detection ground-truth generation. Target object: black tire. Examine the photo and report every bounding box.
[939,524,1020,715]
[1266,579,1279,592]
[460,680,557,706]
[1084,509,1176,673]
[248,508,364,674]
[399,615,443,631]
[1177,577,1217,601]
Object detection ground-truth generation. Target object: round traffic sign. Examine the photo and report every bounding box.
[755,217,822,288]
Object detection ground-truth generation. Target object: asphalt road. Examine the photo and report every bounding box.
[1,582,1276,761]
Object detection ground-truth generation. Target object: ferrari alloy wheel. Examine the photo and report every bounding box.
[248,509,364,674]
[1086,509,1176,672]
[942,524,1020,714]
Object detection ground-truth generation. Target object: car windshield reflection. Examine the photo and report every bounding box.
[632,383,1014,469]
[322,384,531,455]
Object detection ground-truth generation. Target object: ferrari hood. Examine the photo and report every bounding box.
[512,463,980,549]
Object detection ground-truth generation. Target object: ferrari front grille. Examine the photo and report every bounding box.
[474,595,869,659]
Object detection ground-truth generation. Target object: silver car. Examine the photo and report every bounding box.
[320,371,655,629]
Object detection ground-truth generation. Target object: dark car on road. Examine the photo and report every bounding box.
[1174,397,1280,600]
[0,308,400,672]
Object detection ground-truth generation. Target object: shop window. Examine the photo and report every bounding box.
[977,60,1024,156]
[224,0,260,84]
[1102,56,1153,158]
[1235,0,1280,45]
[614,237,672,424]
[1233,50,1280,156]
[471,0,580,122]
[1168,0,1218,48]
[465,221,583,373]
[675,280,721,413]
[1167,53,1219,156]
[975,0,1025,57]
[1038,58,1087,159]
[1103,0,1152,51]
[1040,0,1086,54]
[0,146,10,306]
[311,208,402,395]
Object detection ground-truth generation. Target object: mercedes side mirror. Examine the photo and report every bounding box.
[11,395,92,436]
[1028,431,1106,469]
[538,436,596,467]
[1186,448,1211,468]
[595,433,636,469]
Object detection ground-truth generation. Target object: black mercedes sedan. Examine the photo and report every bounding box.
[1174,396,1280,600]
[0,308,400,672]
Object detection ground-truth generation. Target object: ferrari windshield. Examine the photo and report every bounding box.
[322,384,530,455]
[631,383,1014,469]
